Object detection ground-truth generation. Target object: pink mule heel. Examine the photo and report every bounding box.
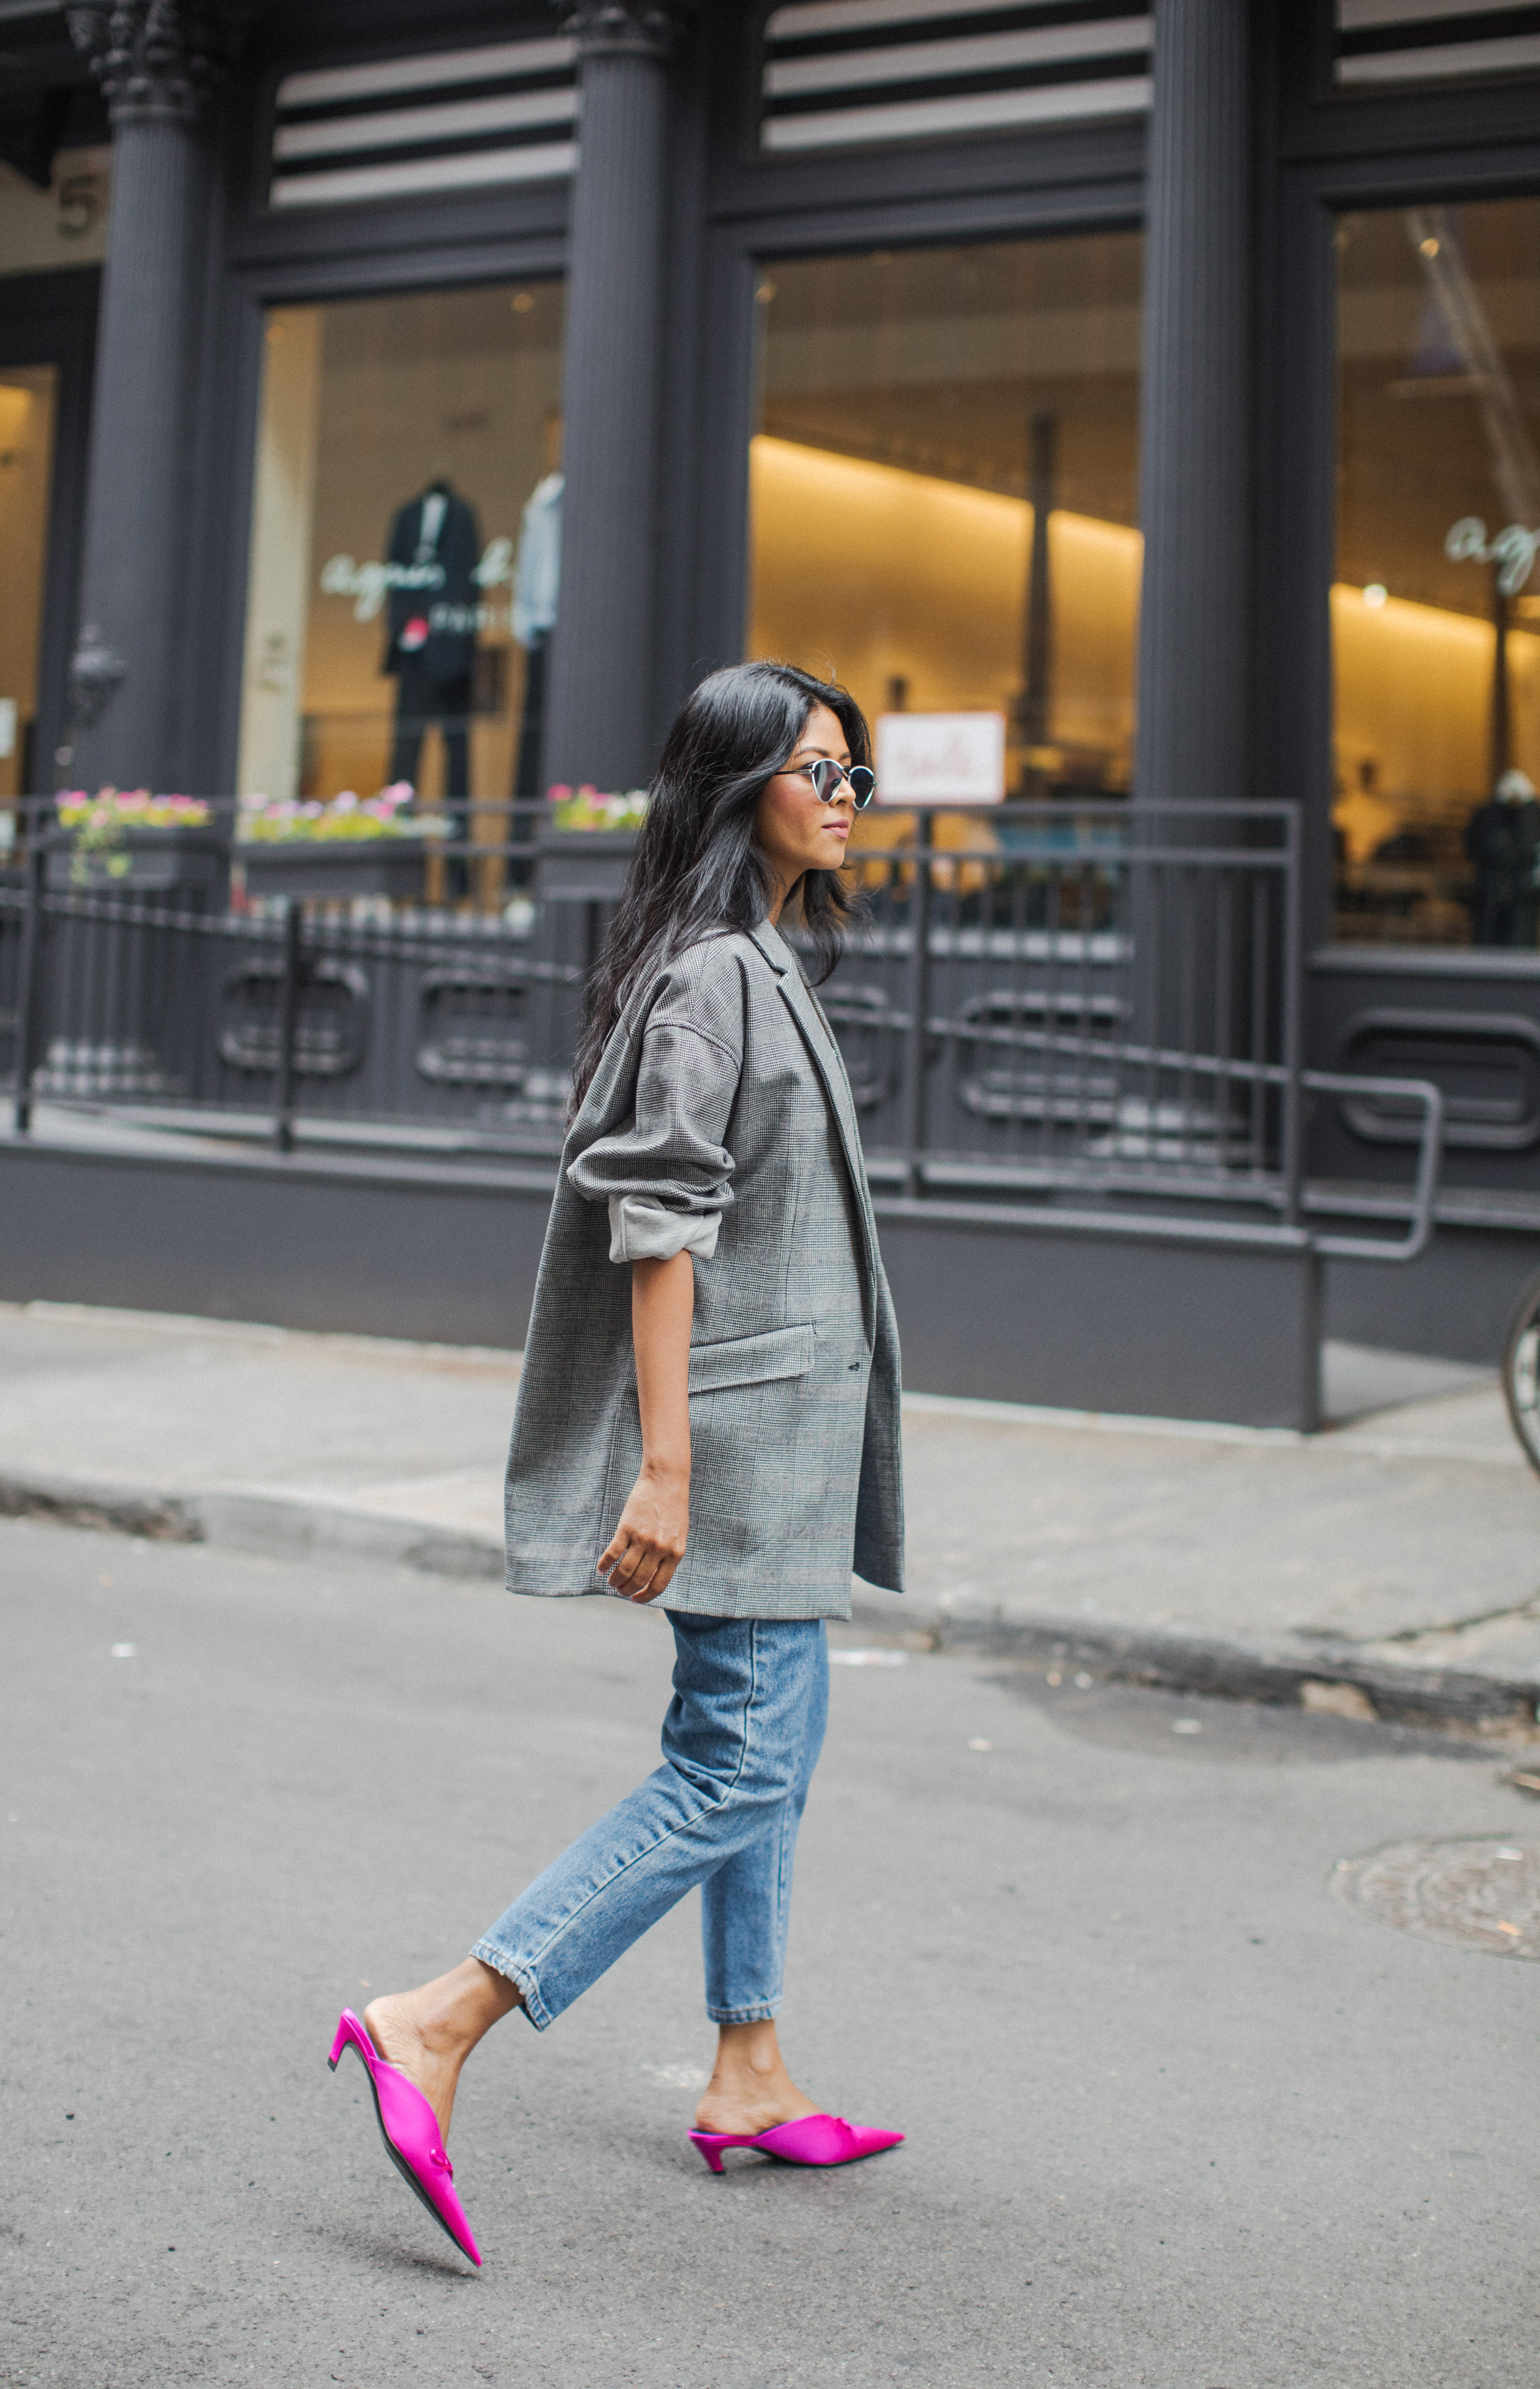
[688,2112,904,2174]
[328,2008,481,2267]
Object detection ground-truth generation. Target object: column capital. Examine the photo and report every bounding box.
[556,2,692,62]
[66,1,243,125]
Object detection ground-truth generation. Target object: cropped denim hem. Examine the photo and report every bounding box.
[468,1944,551,2032]
[705,2000,780,2025]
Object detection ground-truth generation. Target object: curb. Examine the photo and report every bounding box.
[0,1474,204,1543]
[856,1602,1540,1737]
[0,1471,503,1581]
[5,1468,1537,1737]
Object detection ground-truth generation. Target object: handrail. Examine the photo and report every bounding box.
[1301,1072,1444,1263]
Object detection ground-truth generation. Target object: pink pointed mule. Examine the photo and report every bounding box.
[688,2112,904,2174]
[328,2008,481,2266]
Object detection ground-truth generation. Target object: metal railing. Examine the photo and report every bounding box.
[0,795,1442,1258]
[827,801,1302,1198]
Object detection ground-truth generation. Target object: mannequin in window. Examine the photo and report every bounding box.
[1465,768,1540,948]
[1332,756,1398,869]
[383,476,482,899]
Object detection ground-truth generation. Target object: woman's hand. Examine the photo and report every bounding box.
[604,1247,695,1604]
[600,1457,690,1603]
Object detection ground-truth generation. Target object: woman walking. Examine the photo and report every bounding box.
[329,662,906,2265]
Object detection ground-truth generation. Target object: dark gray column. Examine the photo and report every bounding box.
[544,2,689,794]
[63,3,229,791]
[1133,0,1251,812]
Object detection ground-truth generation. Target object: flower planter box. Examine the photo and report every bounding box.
[237,839,428,903]
[535,825,639,903]
[45,825,231,902]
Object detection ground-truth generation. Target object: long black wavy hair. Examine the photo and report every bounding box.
[569,661,870,1110]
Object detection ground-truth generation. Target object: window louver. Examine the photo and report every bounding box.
[760,0,1153,153]
[268,37,578,210]
[1336,0,1540,87]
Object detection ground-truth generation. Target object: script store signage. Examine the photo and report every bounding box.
[873,711,1007,806]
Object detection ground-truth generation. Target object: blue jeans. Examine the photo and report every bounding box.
[471,1615,829,2029]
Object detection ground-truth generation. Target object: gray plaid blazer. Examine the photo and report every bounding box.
[504,917,904,1618]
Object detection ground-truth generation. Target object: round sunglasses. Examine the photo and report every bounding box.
[784,758,877,809]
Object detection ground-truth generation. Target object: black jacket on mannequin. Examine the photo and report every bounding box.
[382,482,482,685]
[1465,795,1540,946]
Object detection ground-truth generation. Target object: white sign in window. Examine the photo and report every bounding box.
[874,711,1006,806]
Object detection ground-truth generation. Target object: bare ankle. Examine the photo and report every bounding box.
[711,2021,786,2084]
[366,1962,519,2068]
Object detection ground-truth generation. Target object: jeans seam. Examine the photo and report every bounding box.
[468,1941,550,2031]
[702,1623,807,2021]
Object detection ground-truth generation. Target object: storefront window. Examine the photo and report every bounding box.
[1334,200,1540,947]
[0,363,58,806]
[747,233,1143,861]
[238,279,565,884]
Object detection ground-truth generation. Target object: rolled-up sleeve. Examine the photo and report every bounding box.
[606,1194,721,1263]
[568,1012,741,1265]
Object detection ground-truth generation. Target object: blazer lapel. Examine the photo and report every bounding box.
[748,922,878,1311]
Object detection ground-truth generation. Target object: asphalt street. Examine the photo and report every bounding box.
[4,1513,1536,2389]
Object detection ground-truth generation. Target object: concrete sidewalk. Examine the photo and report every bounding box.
[3,1300,1538,1732]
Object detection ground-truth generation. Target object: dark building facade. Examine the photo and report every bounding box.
[4,0,1540,1412]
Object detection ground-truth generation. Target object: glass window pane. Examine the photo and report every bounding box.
[1334,199,1540,947]
[238,279,565,895]
[0,363,58,804]
[747,233,1143,844]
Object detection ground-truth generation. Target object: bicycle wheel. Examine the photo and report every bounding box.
[1501,1264,1540,1478]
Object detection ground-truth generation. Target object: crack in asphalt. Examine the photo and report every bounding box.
[1296,1592,1540,1647]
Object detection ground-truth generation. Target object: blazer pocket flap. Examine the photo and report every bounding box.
[688,1323,814,1395]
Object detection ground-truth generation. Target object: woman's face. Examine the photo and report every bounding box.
[753,702,857,916]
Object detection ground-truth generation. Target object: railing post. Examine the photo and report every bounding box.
[273,897,301,1154]
[900,812,934,1194]
[11,824,48,1135]
[1279,803,1304,1225]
